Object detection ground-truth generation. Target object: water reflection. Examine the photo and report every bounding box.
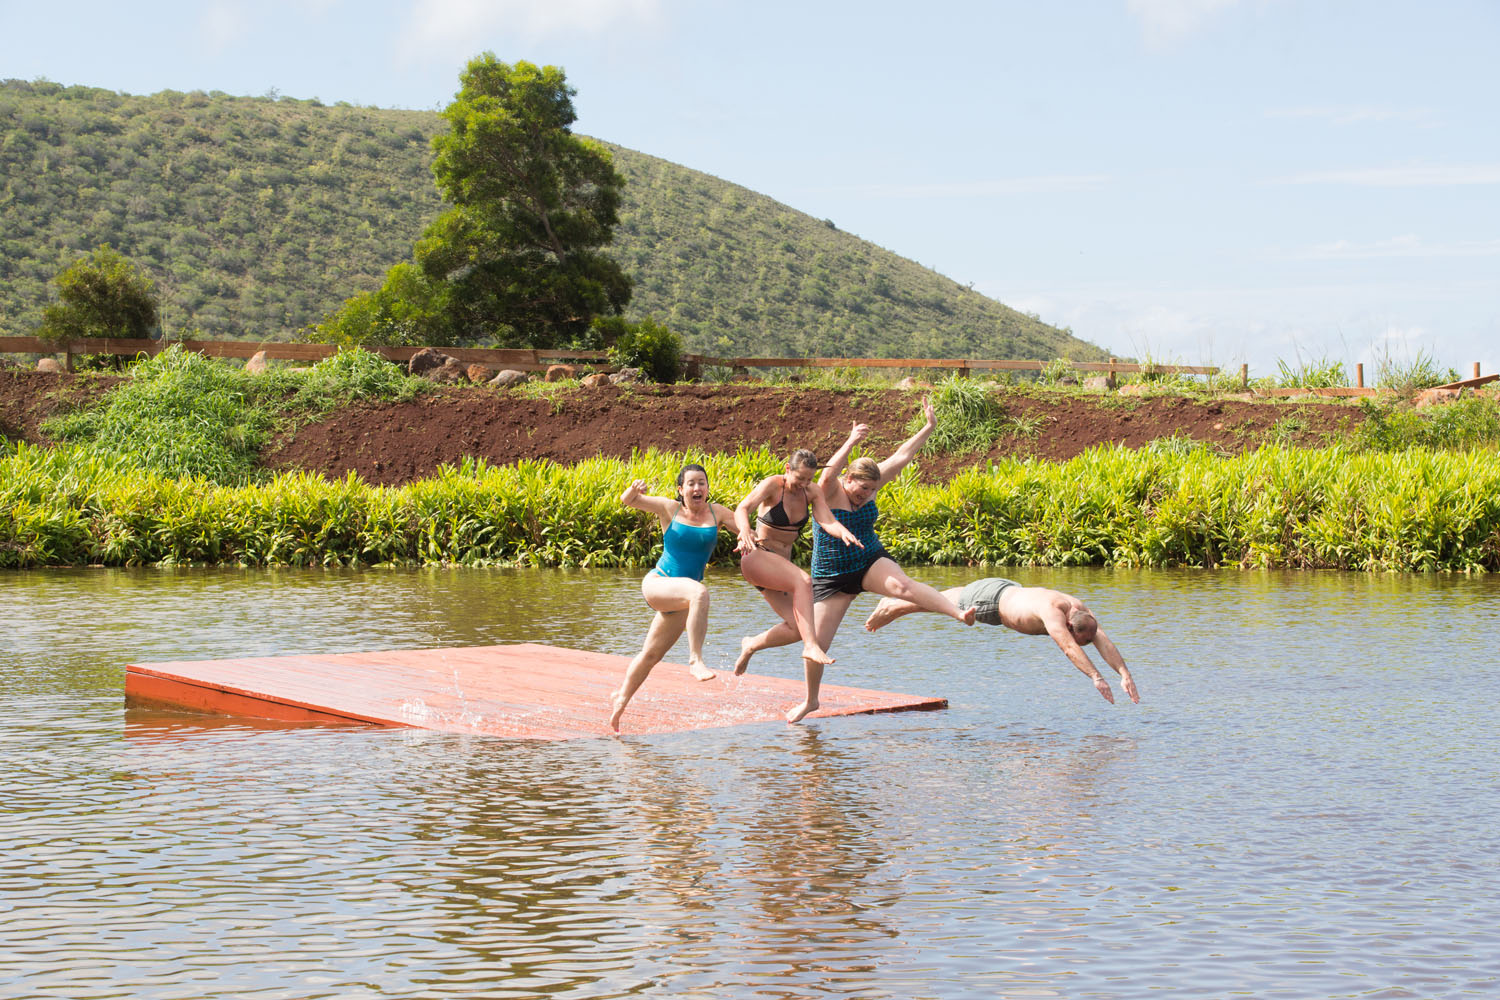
[2,565,1498,998]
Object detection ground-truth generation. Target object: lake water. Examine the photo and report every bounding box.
[3,564,1498,999]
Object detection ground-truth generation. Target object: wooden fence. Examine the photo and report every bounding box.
[0,335,1217,380]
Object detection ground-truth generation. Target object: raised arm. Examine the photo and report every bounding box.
[819,421,870,490]
[877,397,936,484]
[1091,628,1139,704]
[621,479,679,527]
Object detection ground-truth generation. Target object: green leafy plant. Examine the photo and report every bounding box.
[607,317,683,382]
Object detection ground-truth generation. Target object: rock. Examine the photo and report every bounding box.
[423,358,470,384]
[489,369,529,388]
[1117,382,1153,396]
[245,350,269,375]
[36,358,66,373]
[545,364,577,382]
[580,372,611,388]
[609,366,643,385]
[408,347,453,377]
[896,376,933,390]
[466,363,493,384]
[1414,387,1462,408]
[1084,375,1116,390]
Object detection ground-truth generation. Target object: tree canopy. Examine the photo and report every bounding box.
[37,244,159,345]
[318,56,631,348]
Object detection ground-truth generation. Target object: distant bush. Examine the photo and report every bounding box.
[607,317,683,382]
[36,245,159,347]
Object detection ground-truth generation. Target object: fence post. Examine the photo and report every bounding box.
[1476,362,1483,379]
[1356,363,1364,388]
[1239,363,1248,387]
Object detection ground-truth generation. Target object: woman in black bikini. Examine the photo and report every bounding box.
[733,449,863,672]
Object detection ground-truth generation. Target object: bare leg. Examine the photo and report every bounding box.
[734,616,802,675]
[787,593,855,724]
[682,582,714,680]
[611,609,688,732]
[740,548,833,665]
[862,560,975,626]
[641,573,716,681]
[865,586,967,632]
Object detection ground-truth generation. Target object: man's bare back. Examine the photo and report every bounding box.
[865,579,1140,704]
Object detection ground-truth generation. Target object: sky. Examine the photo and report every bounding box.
[4,0,1497,379]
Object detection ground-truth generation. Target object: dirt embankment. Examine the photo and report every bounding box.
[1,372,1366,485]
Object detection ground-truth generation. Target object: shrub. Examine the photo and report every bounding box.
[607,316,682,382]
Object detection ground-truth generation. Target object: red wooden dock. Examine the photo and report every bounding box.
[124,643,947,740]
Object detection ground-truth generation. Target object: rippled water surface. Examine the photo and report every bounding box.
[3,565,1499,999]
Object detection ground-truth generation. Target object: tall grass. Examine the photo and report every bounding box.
[912,375,1040,454]
[41,346,429,484]
[5,441,1497,572]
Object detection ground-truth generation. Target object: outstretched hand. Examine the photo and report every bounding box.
[736,527,758,555]
[1093,675,1116,704]
[921,396,935,427]
[848,421,870,444]
[1121,673,1140,704]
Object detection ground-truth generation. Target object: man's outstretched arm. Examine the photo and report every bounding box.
[1043,616,1116,704]
[1090,629,1139,704]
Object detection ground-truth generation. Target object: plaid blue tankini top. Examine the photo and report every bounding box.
[810,500,887,577]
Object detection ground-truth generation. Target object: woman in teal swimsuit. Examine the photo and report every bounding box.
[611,464,740,732]
[736,401,975,722]
[732,448,864,674]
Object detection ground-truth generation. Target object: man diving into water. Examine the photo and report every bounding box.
[864,578,1140,705]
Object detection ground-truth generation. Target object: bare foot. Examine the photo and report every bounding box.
[801,643,835,666]
[733,637,756,676]
[863,597,903,632]
[785,698,819,724]
[688,658,716,682]
[609,691,628,733]
[959,605,976,626]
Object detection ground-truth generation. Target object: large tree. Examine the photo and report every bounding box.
[37,245,159,345]
[318,56,630,348]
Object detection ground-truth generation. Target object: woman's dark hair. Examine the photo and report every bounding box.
[786,449,818,471]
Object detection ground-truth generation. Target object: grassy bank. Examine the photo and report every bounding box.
[4,441,1496,572]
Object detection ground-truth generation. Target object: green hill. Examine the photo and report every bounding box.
[1,80,1109,362]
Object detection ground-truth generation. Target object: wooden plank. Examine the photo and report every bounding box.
[1431,373,1498,391]
[124,643,947,740]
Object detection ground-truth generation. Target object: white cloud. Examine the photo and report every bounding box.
[1293,236,1500,260]
[401,0,662,60]
[1275,164,1500,187]
[1125,0,1242,47]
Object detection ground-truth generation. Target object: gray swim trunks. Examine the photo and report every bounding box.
[958,577,1019,627]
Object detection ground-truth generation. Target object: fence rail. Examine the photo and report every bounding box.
[1,336,1219,378]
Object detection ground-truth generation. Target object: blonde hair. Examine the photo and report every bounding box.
[847,457,881,482]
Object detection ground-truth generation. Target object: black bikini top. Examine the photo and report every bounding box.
[757,491,809,534]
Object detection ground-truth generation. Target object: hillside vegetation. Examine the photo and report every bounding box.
[1,80,1107,362]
